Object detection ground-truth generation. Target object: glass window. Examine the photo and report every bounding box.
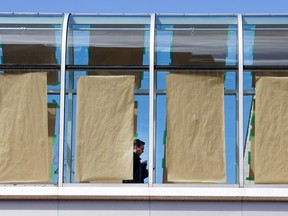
[155,16,238,184]
[64,70,149,184]
[0,14,63,65]
[0,13,61,186]
[243,16,288,184]
[243,16,288,66]
[243,69,288,184]
[156,16,237,66]
[0,70,60,184]
[67,15,150,66]
[155,71,237,184]
[65,15,150,184]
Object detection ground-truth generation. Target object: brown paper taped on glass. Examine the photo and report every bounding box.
[88,25,144,88]
[75,76,134,182]
[1,24,58,85]
[251,71,288,88]
[166,73,226,183]
[0,73,51,183]
[255,76,288,183]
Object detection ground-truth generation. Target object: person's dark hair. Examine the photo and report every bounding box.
[134,139,145,148]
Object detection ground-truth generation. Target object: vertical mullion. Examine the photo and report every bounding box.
[66,28,75,183]
[149,13,156,186]
[58,13,70,187]
[237,14,244,187]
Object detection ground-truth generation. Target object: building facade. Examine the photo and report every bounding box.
[0,13,288,215]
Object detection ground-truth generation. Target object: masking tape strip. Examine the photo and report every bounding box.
[52,135,57,146]
[250,113,255,126]
[52,81,60,86]
[163,130,167,145]
[250,127,254,137]
[51,165,54,181]
[162,158,165,169]
[249,129,254,141]
[246,177,255,181]
[48,99,60,108]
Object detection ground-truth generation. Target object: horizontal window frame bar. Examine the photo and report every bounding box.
[70,27,150,31]
[243,90,255,95]
[155,65,238,70]
[244,65,288,70]
[244,27,288,30]
[66,65,149,70]
[1,65,287,71]
[158,28,237,31]
[0,64,60,70]
[0,27,62,30]
[156,89,239,95]
[64,89,149,95]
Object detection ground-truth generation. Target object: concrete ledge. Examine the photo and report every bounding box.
[0,186,288,201]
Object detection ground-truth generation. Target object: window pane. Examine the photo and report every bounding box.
[0,14,63,65]
[67,15,150,66]
[243,16,288,66]
[64,70,149,184]
[155,71,237,184]
[0,71,60,184]
[244,70,288,184]
[156,16,237,66]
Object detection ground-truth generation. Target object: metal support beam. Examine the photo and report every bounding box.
[58,13,70,187]
[237,14,244,187]
[149,13,156,186]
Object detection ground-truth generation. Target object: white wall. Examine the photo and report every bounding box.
[151,202,241,216]
[242,202,288,216]
[0,201,58,216]
[0,201,288,216]
[59,201,150,216]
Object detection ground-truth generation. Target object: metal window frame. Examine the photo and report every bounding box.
[237,14,244,187]
[58,13,70,187]
[149,13,156,185]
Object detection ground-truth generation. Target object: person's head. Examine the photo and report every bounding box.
[133,139,145,156]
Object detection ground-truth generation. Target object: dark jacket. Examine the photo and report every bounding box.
[133,152,148,183]
[123,152,148,183]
